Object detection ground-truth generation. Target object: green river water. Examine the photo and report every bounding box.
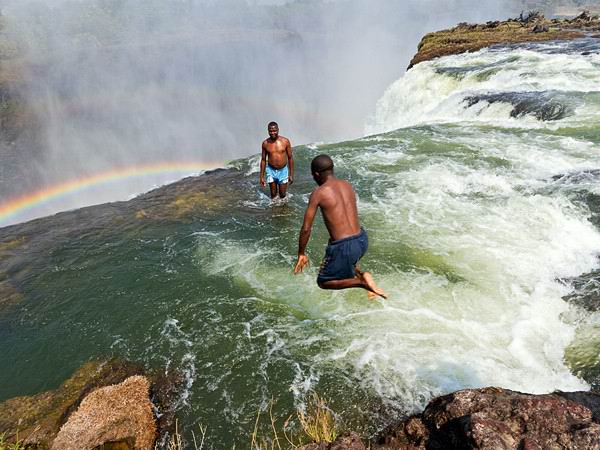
[2,38,600,447]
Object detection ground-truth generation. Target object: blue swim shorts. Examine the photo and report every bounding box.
[317,228,368,284]
[266,164,289,185]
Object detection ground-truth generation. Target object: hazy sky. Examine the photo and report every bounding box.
[0,0,521,222]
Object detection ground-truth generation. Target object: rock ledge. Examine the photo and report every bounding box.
[409,11,600,69]
[375,387,600,450]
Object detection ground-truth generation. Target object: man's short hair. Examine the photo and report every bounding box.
[311,154,334,173]
[268,121,278,129]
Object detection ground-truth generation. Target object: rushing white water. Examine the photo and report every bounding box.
[3,36,600,447]
[367,39,600,134]
[221,131,598,411]
[208,38,600,416]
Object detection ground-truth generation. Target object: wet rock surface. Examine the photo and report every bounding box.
[0,359,146,448]
[0,357,184,449]
[0,167,245,314]
[51,375,156,450]
[372,387,600,450]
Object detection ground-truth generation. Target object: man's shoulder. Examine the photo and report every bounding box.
[311,185,324,199]
[279,136,290,144]
[314,183,334,198]
[340,178,354,189]
[328,179,355,197]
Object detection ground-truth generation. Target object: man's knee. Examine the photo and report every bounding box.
[317,279,331,290]
[317,277,324,289]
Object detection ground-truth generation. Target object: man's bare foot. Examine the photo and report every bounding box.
[357,271,387,299]
[356,268,375,298]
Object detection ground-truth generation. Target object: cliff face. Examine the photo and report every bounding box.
[408,11,600,69]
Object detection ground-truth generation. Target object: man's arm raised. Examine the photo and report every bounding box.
[294,191,319,273]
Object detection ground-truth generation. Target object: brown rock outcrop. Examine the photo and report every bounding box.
[51,375,156,450]
[408,12,600,69]
[0,359,145,448]
[374,387,600,450]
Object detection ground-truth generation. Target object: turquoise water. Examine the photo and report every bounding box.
[2,38,600,447]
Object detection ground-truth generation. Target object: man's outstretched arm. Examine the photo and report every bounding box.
[294,192,319,273]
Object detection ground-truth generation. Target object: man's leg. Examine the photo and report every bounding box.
[278,182,288,199]
[317,236,387,299]
[319,272,387,299]
[318,278,366,290]
[269,182,279,199]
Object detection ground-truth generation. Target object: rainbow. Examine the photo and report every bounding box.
[0,161,223,225]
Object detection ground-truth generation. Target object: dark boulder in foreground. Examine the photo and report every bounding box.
[316,387,600,450]
[372,387,600,450]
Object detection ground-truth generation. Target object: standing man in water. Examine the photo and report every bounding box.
[294,154,387,299]
[260,121,294,200]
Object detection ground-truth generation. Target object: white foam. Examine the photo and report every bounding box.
[186,47,600,412]
[194,164,599,405]
[159,318,197,409]
[349,131,599,400]
[367,46,600,134]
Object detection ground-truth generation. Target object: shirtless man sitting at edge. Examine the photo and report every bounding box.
[293,154,387,299]
[260,121,293,200]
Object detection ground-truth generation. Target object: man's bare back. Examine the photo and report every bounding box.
[312,178,361,241]
[294,154,387,299]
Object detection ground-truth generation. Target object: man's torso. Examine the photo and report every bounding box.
[263,136,289,169]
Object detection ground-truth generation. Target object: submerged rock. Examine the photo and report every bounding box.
[464,91,574,122]
[373,387,600,450]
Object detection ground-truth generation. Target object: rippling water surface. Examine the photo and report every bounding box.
[1,38,600,446]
